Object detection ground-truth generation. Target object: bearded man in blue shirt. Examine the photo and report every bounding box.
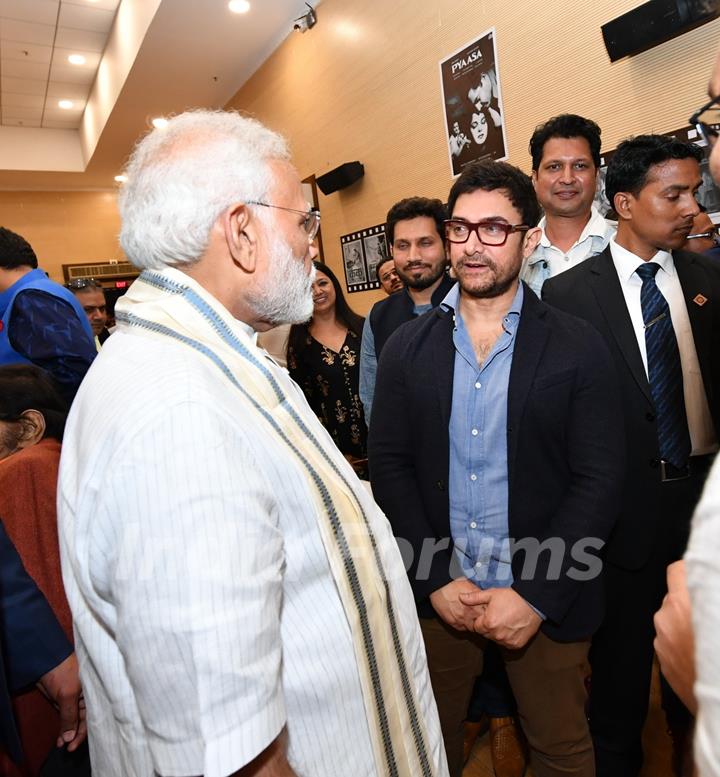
[369,160,625,777]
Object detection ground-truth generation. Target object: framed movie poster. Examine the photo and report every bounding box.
[595,124,720,220]
[340,224,388,293]
[440,27,509,178]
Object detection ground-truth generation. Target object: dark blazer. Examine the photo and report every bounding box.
[543,247,720,569]
[368,285,625,642]
[369,273,455,359]
[0,520,72,763]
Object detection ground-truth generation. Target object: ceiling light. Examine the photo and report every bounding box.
[58,99,74,109]
[68,54,86,65]
[151,117,168,129]
[114,175,128,183]
[228,0,251,13]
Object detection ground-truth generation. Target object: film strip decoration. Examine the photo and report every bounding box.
[340,223,389,294]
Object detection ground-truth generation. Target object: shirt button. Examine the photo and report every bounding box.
[470,522,477,529]
[471,428,478,436]
[475,561,483,568]
[470,474,477,482]
[475,382,481,389]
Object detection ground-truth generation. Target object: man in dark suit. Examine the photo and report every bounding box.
[369,160,625,777]
[543,134,720,777]
[359,197,454,420]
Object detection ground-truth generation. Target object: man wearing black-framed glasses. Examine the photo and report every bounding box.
[369,159,624,777]
[682,208,720,257]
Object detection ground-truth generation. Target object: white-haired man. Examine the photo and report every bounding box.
[58,111,448,777]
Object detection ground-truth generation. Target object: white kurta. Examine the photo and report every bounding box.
[686,458,720,777]
[58,322,446,777]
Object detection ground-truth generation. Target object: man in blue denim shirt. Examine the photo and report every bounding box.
[369,161,625,777]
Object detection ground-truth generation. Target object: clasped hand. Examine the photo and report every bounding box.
[430,580,541,650]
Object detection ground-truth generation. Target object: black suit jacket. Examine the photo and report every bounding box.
[368,286,625,642]
[543,247,720,569]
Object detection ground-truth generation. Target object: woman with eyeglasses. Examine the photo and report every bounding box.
[287,261,368,477]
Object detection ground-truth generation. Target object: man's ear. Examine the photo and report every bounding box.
[522,226,542,259]
[16,410,46,449]
[223,203,258,273]
[531,169,538,190]
[614,191,633,222]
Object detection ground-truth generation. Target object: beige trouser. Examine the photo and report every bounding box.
[420,617,593,777]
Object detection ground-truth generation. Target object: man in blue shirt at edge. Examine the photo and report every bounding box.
[359,197,454,421]
[368,160,625,777]
[0,228,95,405]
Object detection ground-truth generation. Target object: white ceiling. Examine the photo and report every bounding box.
[0,0,119,129]
[0,0,314,189]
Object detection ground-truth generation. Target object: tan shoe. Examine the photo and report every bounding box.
[463,714,490,765]
[489,716,527,777]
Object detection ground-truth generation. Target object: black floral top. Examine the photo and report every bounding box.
[288,328,368,465]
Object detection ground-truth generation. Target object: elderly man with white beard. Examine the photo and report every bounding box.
[57,111,448,777]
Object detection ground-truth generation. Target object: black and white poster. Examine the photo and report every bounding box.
[596,123,720,219]
[439,27,508,178]
[340,224,388,293]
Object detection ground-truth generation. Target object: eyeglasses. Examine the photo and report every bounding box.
[247,201,321,242]
[689,95,720,148]
[65,277,101,290]
[686,225,720,244]
[444,219,530,246]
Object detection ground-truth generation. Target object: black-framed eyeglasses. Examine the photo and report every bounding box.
[689,95,720,148]
[65,277,101,291]
[444,219,530,246]
[247,201,321,241]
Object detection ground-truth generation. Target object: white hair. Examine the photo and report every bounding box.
[118,110,290,270]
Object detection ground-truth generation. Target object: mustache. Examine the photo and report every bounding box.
[455,254,497,271]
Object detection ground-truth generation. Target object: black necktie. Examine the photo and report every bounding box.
[635,262,691,469]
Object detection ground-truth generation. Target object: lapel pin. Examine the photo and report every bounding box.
[693,294,708,307]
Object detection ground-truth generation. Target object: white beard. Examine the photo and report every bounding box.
[248,231,316,326]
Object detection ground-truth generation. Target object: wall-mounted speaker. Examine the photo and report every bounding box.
[316,161,365,195]
[601,0,719,63]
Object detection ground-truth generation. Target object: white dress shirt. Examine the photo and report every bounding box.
[609,240,717,456]
[58,325,445,777]
[522,206,615,296]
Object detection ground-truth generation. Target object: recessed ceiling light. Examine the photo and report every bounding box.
[114,174,128,183]
[228,0,251,13]
[68,54,86,65]
[58,99,74,109]
[151,117,168,129]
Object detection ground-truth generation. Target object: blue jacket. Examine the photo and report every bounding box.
[0,268,93,367]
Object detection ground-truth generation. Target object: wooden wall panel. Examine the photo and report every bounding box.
[1,0,718,304]
[0,191,122,282]
[226,0,720,314]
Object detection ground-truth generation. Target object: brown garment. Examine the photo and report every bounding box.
[0,439,73,776]
[420,616,593,777]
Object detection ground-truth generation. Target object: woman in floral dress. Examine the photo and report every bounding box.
[287,261,368,476]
